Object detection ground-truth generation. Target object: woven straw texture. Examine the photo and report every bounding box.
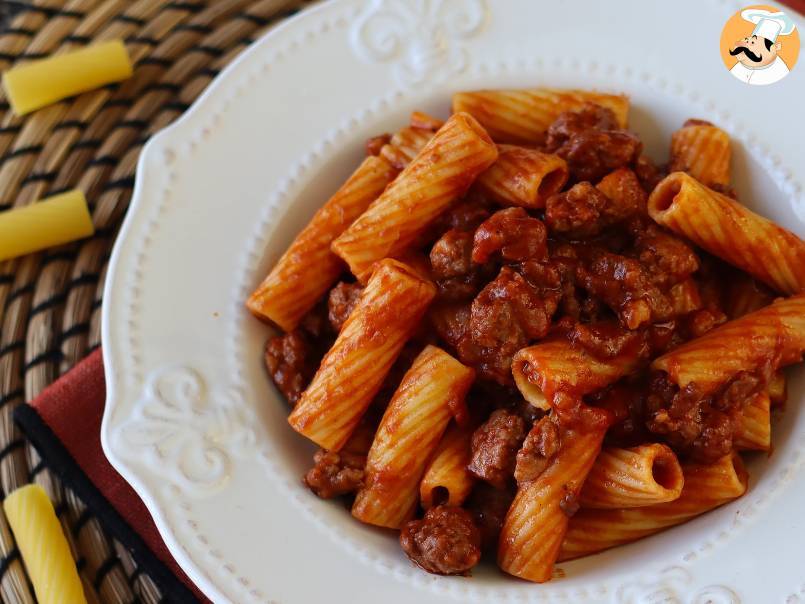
[0,1,314,602]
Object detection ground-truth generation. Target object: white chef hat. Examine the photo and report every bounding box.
[741,8,796,42]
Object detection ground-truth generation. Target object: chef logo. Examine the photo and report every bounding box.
[720,5,799,85]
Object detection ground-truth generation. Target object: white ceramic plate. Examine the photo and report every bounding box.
[102,1,805,602]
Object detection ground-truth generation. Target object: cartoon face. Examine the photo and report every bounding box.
[730,34,781,68]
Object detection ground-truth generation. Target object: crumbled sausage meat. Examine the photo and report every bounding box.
[545,182,614,238]
[472,207,548,264]
[466,268,557,382]
[577,250,673,329]
[327,281,363,332]
[264,331,317,405]
[514,417,561,485]
[554,129,642,183]
[544,103,621,150]
[645,368,770,463]
[400,506,481,575]
[303,449,365,498]
[431,229,474,279]
[628,219,700,289]
[468,409,527,488]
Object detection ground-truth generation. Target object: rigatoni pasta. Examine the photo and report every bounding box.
[668,119,731,188]
[247,156,398,331]
[652,294,805,395]
[288,259,436,450]
[352,346,474,528]
[452,88,629,144]
[419,421,476,509]
[559,453,748,560]
[579,444,684,509]
[734,392,771,451]
[476,146,568,208]
[512,337,644,410]
[498,407,610,582]
[649,172,805,295]
[253,89,805,584]
[332,112,498,280]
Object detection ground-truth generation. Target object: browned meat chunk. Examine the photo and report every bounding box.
[545,182,613,238]
[467,268,556,383]
[468,409,526,488]
[628,219,700,289]
[645,369,769,464]
[264,331,317,405]
[545,103,621,150]
[514,417,561,485]
[430,229,489,301]
[431,229,474,279]
[327,282,363,332]
[400,506,481,575]
[555,130,641,183]
[303,449,365,498]
[577,250,672,329]
[472,207,548,264]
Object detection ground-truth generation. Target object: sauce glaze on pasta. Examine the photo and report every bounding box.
[250,89,805,582]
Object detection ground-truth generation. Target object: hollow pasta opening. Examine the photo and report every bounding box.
[512,361,550,411]
[651,452,683,491]
[538,168,567,200]
[459,111,495,145]
[649,174,683,213]
[430,486,449,507]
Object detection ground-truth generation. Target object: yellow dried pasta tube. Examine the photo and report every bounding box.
[2,40,133,115]
[0,190,94,261]
[4,485,87,604]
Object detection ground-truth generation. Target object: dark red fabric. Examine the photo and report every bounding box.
[29,349,208,602]
[786,0,805,14]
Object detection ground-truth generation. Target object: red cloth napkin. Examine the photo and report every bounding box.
[24,349,207,603]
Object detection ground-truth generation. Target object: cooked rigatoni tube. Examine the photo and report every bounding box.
[4,485,87,604]
[668,120,731,188]
[512,337,644,410]
[247,155,398,331]
[288,260,436,450]
[452,88,629,144]
[735,392,771,451]
[352,346,474,528]
[578,444,684,509]
[332,113,498,280]
[475,145,568,208]
[379,126,434,169]
[649,172,805,295]
[652,294,805,396]
[2,40,132,115]
[559,452,747,561]
[498,406,611,582]
[419,421,476,509]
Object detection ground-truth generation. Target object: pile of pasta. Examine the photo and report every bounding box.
[247,88,805,583]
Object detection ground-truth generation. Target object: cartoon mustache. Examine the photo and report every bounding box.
[730,45,763,62]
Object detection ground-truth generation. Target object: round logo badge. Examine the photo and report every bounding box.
[720,4,800,85]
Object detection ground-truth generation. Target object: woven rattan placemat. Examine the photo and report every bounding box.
[0,2,313,602]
